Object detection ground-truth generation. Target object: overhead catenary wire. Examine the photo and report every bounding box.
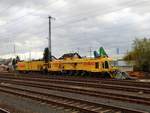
[53,0,150,29]
[0,0,150,58]
[0,0,61,28]
[0,0,62,45]
[0,0,148,29]
[0,0,148,31]
[1,0,149,39]
[0,2,16,14]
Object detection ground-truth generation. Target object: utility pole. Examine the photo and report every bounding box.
[116,48,119,55]
[13,43,16,58]
[116,48,119,66]
[77,48,80,54]
[29,51,31,61]
[48,16,55,61]
[88,47,92,58]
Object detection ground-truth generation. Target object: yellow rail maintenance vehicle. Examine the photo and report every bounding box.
[16,47,131,79]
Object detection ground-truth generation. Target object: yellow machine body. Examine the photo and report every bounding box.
[17,61,44,72]
[58,57,114,72]
[17,56,117,77]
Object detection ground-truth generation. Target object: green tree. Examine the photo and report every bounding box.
[16,56,20,62]
[12,58,17,70]
[12,56,20,70]
[124,38,150,72]
[43,47,50,63]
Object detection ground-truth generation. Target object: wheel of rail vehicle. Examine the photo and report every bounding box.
[102,72,111,79]
[74,70,81,76]
[86,71,92,77]
[61,70,68,76]
[68,70,74,76]
[40,67,43,74]
[42,68,48,75]
[81,71,89,77]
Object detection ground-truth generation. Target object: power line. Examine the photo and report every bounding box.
[53,0,150,29]
[0,0,133,28]
[0,0,148,36]
[0,1,150,51]
[0,2,16,14]
[0,0,60,28]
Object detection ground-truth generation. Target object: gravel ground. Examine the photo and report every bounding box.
[1,83,150,112]
[0,91,78,113]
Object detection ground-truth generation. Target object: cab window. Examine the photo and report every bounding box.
[95,62,99,69]
[104,61,109,69]
[102,63,105,68]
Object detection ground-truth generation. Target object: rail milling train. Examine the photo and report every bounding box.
[16,47,131,79]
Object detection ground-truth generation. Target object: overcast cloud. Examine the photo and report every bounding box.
[0,0,150,59]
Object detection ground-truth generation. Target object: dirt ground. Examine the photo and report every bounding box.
[127,71,150,79]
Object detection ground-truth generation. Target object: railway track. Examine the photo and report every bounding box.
[0,77,150,106]
[0,83,147,113]
[0,75,150,94]
[0,73,150,112]
[1,72,150,88]
[0,108,10,113]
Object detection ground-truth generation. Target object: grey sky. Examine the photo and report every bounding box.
[0,0,150,59]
